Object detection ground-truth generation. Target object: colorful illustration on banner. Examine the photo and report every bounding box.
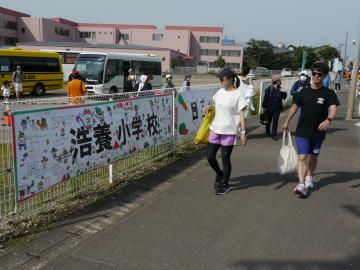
[178,94,188,111]
[178,123,189,135]
[18,131,27,150]
[37,118,48,130]
[191,102,198,121]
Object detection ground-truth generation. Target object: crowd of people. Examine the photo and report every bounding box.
[205,62,341,198]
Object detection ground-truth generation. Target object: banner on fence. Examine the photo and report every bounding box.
[12,94,173,202]
[177,88,218,137]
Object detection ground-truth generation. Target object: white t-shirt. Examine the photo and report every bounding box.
[210,88,247,135]
[1,85,10,96]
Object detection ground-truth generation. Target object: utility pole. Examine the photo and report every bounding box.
[346,23,360,120]
[344,31,349,63]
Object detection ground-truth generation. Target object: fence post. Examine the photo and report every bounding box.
[172,88,177,154]
[108,164,113,184]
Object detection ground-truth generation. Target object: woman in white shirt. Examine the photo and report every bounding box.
[204,68,247,195]
[238,64,255,118]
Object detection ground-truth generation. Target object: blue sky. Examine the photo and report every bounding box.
[2,0,360,57]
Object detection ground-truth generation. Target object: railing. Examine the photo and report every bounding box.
[0,85,219,229]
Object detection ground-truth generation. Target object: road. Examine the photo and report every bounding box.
[0,86,358,270]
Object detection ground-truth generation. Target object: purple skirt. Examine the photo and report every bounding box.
[208,130,237,146]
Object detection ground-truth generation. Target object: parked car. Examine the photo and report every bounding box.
[281,68,292,77]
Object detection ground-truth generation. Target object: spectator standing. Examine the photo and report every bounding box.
[238,65,255,118]
[262,75,288,138]
[182,75,191,91]
[345,70,351,86]
[67,70,86,104]
[163,74,175,89]
[12,66,23,101]
[334,71,342,92]
[323,72,331,88]
[142,75,153,91]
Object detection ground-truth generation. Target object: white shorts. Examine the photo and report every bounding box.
[14,83,23,92]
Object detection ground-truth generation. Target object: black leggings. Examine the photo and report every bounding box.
[207,143,234,185]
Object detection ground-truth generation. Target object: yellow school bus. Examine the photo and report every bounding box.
[0,48,63,95]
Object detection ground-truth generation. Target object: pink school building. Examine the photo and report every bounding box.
[0,6,243,72]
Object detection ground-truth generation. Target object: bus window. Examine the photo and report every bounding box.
[132,61,161,75]
[64,53,78,64]
[43,58,61,72]
[9,56,22,72]
[0,56,10,72]
[105,59,123,83]
[22,57,44,72]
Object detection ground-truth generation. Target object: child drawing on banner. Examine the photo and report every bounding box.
[18,131,27,150]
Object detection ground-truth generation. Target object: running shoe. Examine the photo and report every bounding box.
[305,176,314,189]
[293,184,308,198]
[216,184,230,195]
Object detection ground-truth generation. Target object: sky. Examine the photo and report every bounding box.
[2,0,360,57]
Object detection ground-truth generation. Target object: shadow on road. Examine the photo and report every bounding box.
[229,172,297,191]
[229,170,360,193]
[342,204,360,219]
[228,253,360,270]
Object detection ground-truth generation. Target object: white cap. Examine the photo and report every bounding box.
[140,75,147,83]
[166,74,172,79]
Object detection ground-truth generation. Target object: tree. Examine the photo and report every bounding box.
[214,56,226,68]
[245,39,275,69]
[316,45,339,63]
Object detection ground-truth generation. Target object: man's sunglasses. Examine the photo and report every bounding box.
[312,71,324,77]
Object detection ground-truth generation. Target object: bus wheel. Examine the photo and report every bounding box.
[109,86,118,94]
[33,83,45,96]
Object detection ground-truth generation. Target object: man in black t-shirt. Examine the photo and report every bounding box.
[282,62,340,198]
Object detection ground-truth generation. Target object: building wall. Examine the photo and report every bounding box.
[77,26,116,44]
[42,18,76,42]
[0,11,19,45]
[130,29,191,56]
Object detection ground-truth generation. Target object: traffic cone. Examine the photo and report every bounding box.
[3,105,11,127]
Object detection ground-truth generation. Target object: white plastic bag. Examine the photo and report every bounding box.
[278,131,298,175]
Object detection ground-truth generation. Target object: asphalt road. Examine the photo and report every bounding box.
[0,87,358,270]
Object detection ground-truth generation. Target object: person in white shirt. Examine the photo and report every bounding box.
[238,64,256,118]
[204,68,247,195]
[182,75,191,91]
[12,66,23,101]
[1,80,11,102]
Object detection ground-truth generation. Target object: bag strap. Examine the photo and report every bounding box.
[287,131,294,147]
[282,131,293,147]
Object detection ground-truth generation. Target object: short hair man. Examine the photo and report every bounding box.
[67,70,86,104]
[282,62,340,198]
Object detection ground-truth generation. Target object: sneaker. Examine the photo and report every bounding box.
[305,176,314,189]
[216,184,230,195]
[214,172,223,189]
[293,184,308,198]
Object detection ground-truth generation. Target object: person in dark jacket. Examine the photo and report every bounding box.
[142,75,153,91]
[290,71,311,97]
[262,75,288,138]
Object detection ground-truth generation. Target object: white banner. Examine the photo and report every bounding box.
[12,94,173,202]
[177,87,218,137]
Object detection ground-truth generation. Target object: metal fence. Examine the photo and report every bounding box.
[0,85,219,229]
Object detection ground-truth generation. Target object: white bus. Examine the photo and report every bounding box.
[41,50,81,82]
[73,52,162,94]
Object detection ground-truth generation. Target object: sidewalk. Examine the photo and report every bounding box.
[1,88,359,270]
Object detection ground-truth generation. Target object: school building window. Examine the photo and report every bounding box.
[199,36,220,43]
[55,27,70,37]
[2,36,18,45]
[152,33,163,41]
[221,50,241,57]
[225,63,241,69]
[199,49,219,56]
[79,31,96,39]
[3,20,17,31]
[119,33,129,41]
